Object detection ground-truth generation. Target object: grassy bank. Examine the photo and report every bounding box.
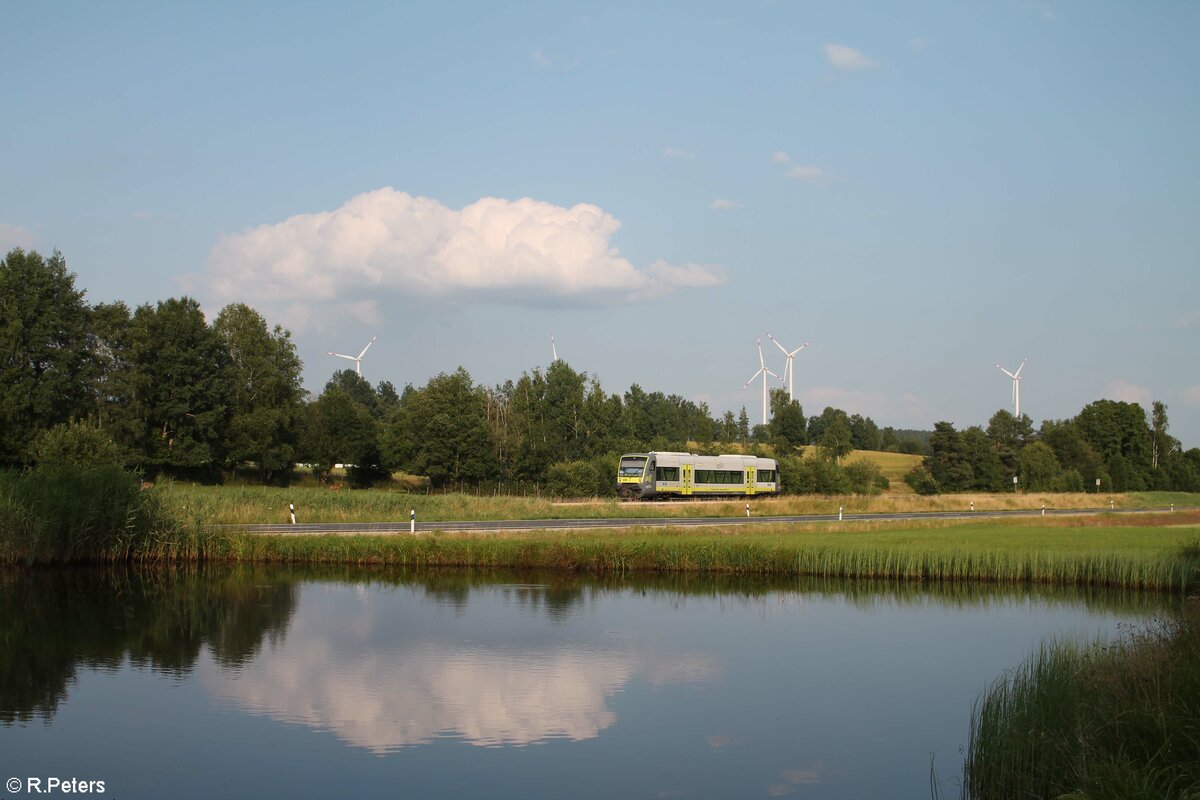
[962,597,1200,799]
[206,520,1200,592]
[4,468,1198,593]
[162,482,1200,525]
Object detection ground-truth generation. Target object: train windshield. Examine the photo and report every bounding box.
[618,456,647,478]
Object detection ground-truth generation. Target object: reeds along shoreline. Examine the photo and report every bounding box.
[961,599,1200,800]
[211,530,1200,593]
[0,465,213,563]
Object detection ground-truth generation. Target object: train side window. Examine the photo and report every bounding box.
[655,467,680,482]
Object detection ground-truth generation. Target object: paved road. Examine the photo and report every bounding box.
[223,505,1185,536]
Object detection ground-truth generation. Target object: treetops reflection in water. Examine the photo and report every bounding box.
[0,566,1169,730]
[0,566,298,724]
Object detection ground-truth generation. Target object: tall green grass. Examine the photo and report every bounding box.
[0,466,213,563]
[962,598,1200,799]
[209,525,1200,592]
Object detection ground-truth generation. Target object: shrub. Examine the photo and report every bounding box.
[843,461,884,495]
[28,421,120,467]
[545,457,613,498]
[905,465,940,495]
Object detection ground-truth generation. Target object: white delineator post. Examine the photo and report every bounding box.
[289,503,296,525]
[745,503,750,518]
[838,506,843,522]
[410,509,416,534]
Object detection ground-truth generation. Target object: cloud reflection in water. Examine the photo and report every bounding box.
[203,585,719,753]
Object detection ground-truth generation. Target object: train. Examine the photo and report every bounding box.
[616,451,779,500]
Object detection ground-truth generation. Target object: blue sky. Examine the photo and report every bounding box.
[3,2,1198,444]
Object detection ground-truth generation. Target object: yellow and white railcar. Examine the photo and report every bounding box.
[616,452,778,500]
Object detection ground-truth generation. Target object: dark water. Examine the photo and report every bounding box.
[0,567,1170,799]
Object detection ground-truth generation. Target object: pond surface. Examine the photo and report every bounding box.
[0,567,1170,799]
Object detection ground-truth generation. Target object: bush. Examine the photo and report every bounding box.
[843,461,884,495]
[545,457,614,497]
[28,421,120,467]
[904,466,940,495]
[1053,468,1085,493]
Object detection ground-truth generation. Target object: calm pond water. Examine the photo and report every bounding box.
[0,567,1170,799]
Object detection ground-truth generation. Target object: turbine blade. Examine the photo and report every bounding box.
[1013,359,1026,377]
[357,336,377,359]
[329,352,355,361]
[768,335,790,356]
[744,368,764,388]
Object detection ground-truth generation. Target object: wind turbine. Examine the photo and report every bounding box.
[767,334,810,402]
[551,334,558,363]
[995,358,1027,418]
[743,337,781,427]
[328,336,377,377]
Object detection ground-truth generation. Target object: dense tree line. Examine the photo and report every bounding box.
[5,248,1196,495]
[3,248,898,491]
[905,405,1200,494]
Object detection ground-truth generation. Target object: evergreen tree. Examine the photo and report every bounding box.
[925,421,973,491]
[768,388,806,449]
[961,426,1005,491]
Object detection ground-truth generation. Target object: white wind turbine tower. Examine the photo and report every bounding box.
[743,337,781,427]
[327,336,377,377]
[995,358,1028,418]
[767,334,810,402]
[551,335,558,363]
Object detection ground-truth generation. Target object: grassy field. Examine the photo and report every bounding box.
[207,514,1200,592]
[161,481,1200,525]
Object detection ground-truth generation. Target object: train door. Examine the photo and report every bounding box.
[682,464,693,496]
[746,467,756,495]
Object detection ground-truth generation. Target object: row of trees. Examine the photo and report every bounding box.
[5,247,1196,494]
[2,248,899,490]
[907,404,1200,493]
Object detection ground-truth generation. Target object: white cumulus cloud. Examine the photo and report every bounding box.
[711,197,736,210]
[204,188,724,319]
[824,44,879,71]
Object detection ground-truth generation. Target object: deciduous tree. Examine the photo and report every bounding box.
[0,249,93,464]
